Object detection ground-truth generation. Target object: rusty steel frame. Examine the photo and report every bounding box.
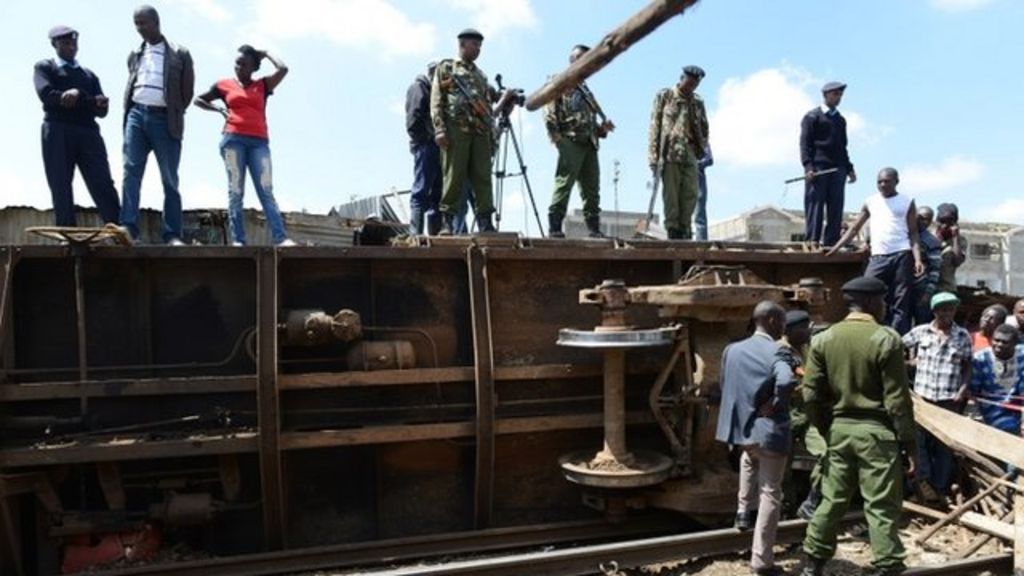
[0,243,867,575]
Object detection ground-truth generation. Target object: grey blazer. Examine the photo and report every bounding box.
[123,39,195,140]
[714,333,795,454]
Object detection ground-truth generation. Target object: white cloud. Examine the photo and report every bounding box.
[248,0,436,58]
[978,199,1024,226]
[445,0,537,37]
[930,0,995,13]
[179,0,232,22]
[901,156,985,194]
[0,164,47,209]
[709,67,816,167]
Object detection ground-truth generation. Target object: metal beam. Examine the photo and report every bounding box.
[256,249,285,550]
[467,246,495,530]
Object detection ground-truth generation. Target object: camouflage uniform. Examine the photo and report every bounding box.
[545,83,600,232]
[430,58,495,219]
[648,86,709,239]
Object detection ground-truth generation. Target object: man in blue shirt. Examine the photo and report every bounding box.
[800,82,856,247]
[34,26,121,227]
[716,301,794,576]
[970,324,1024,435]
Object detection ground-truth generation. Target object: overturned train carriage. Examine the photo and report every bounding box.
[0,240,864,574]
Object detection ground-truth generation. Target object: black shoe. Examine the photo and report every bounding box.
[799,556,826,576]
[754,567,788,576]
[584,215,605,238]
[439,214,455,236]
[548,213,565,238]
[797,488,821,520]
[477,213,496,233]
[667,228,683,240]
[735,511,755,531]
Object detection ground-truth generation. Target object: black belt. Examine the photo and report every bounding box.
[132,103,167,112]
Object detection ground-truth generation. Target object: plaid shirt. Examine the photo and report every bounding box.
[970,346,1024,434]
[902,322,972,401]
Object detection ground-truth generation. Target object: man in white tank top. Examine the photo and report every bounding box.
[827,167,925,334]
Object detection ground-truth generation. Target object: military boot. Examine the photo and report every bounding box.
[409,206,424,235]
[799,556,826,576]
[585,216,605,238]
[439,213,455,236]
[425,211,442,236]
[667,228,684,240]
[548,213,565,238]
[477,213,497,233]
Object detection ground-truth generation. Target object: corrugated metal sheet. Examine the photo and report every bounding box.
[0,206,359,246]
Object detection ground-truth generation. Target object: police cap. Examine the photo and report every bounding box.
[785,310,811,329]
[822,81,847,93]
[48,25,78,41]
[841,276,887,295]
[457,28,484,41]
[683,65,705,79]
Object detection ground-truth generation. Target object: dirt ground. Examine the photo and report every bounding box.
[635,516,1007,576]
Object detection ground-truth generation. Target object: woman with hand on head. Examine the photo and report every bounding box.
[195,45,295,246]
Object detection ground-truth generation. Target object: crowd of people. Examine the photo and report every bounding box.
[717,280,1024,575]
[34,5,295,246]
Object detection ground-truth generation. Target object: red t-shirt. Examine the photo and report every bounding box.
[215,78,271,139]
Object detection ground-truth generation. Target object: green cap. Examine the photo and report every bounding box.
[930,291,960,310]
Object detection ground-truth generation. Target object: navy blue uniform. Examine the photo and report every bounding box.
[34,58,120,226]
[800,107,852,246]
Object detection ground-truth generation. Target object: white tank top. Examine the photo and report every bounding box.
[866,192,912,256]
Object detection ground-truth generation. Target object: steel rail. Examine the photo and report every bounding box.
[81,516,679,576]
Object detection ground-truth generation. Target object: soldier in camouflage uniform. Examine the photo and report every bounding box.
[647,65,709,240]
[544,45,613,239]
[431,28,497,234]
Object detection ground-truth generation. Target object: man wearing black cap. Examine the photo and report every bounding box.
[406,61,442,236]
[34,26,121,227]
[431,28,498,234]
[648,65,709,240]
[800,276,916,576]
[800,81,856,247]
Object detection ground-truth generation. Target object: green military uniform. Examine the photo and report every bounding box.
[430,57,495,218]
[778,340,827,513]
[648,86,708,239]
[801,312,917,572]
[545,83,600,233]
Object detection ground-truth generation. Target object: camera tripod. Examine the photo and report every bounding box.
[492,112,545,237]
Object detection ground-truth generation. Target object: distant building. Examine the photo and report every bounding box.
[710,205,1024,293]
[564,209,664,239]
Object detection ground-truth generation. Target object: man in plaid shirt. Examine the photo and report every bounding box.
[902,291,972,499]
[970,324,1024,435]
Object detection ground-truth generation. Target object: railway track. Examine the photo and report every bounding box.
[79,512,1011,576]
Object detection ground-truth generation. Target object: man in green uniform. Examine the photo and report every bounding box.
[431,28,497,234]
[544,44,613,239]
[801,276,917,576]
[647,65,709,240]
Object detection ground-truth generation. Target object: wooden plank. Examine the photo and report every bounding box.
[1016,476,1024,573]
[0,434,258,467]
[904,501,1013,541]
[0,375,257,401]
[913,396,1024,470]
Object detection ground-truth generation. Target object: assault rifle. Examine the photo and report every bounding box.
[576,83,615,138]
[450,71,492,123]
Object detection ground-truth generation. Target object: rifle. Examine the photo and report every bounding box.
[636,132,668,238]
[449,69,491,123]
[575,84,615,138]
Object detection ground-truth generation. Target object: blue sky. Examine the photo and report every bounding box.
[1,0,1021,235]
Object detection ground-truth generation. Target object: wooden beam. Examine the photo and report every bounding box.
[0,375,257,401]
[277,364,611,391]
[912,396,1024,470]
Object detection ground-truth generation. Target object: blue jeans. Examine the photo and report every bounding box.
[121,105,183,242]
[410,141,442,220]
[804,167,846,246]
[220,134,288,245]
[915,399,961,493]
[865,250,914,335]
[694,168,709,240]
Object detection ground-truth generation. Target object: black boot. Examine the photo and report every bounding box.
[585,216,605,238]
[439,213,455,236]
[425,211,442,236]
[799,556,826,576]
[548,213,565,238]
[409,206,424,235]
[477,213,496,233]
[667,228,683,240]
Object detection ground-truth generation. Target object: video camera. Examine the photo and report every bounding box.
[494,74,525,118]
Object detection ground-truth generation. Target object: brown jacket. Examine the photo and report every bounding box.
[123,39,194,140]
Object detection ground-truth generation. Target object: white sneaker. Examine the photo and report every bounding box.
[167,237,186,246]
[231,241,244,247]
[277,238,298,247]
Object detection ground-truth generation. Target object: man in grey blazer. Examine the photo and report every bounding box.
[716,301,794,576]
[120,5,194,244]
